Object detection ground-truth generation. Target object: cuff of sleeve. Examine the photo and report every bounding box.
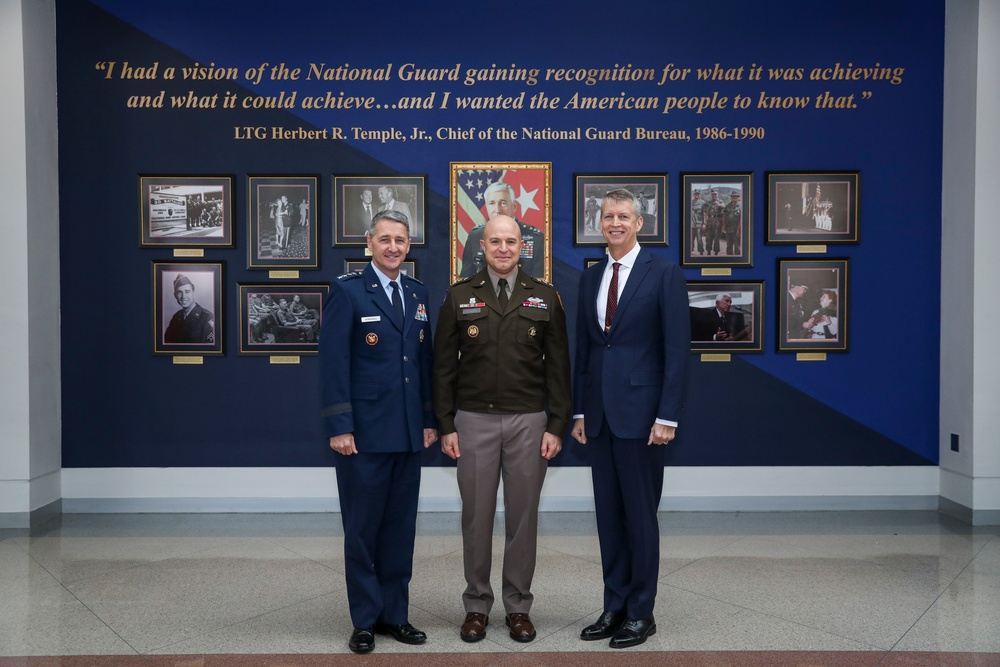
[655,418,678,427]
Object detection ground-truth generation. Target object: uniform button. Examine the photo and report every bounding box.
[606,344,612,349]
[488,403,494,409]
[403,355,409,362]
[404,378,410,383]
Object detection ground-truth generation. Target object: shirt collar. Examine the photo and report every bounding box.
[370,263,401,290]
[608,243,641,270]
[487,266,518,293]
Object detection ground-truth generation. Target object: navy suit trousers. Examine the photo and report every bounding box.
[589,418,666,620]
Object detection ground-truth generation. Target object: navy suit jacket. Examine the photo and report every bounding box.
[319,264,435,452]
[574,247,690,439]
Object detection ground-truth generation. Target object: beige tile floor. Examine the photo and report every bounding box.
[0,511,998,661]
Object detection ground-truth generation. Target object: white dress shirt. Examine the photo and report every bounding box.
[596,243,641,332]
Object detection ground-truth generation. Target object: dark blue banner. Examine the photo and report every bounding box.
[57,0,943,467]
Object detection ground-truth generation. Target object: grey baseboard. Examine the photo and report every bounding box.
[0,499,61,528]
[60,495,940,514]
[939,496,1000,526]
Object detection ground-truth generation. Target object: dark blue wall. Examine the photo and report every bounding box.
[57,0,943,468]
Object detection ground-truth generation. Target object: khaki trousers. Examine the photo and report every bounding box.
[454,409,548,615]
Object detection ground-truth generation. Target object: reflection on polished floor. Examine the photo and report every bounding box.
[1,511,998,667]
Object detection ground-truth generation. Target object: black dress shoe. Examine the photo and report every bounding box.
[348,627,375,653]
[374,622,427,645]
[580,610,626,641]
[609,617,656,649]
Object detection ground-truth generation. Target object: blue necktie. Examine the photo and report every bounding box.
[390,280,403,323]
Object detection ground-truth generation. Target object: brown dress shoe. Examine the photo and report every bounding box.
[460,612,488,642]
[505,612,537,642]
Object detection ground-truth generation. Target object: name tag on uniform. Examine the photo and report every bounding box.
[361,315,381,323]
[461,307,482,314]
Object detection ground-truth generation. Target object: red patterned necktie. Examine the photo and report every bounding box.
[605,262,620,334]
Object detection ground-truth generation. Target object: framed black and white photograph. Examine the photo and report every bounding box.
[682,172,753,267]
[574,174,668,246]
[344,259,417,280]
[152,262,223,355]
[139,176,232,247]
[333,175,426,246]
[238,284,328,355]
[450,162,552,282]
[247,176,318,269]
[767,172,860,244]
[778,258,849,352]
[687,281,764,353]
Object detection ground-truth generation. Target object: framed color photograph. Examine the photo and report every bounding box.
[152,262,223,355]
[139,176,232,247]
[247,176,319,269]
[238,284,329,355]
[767,172,860,243]
[778,258,849,352]
[450,162,552,283]
[333,175,426,246]
[344,259,417,280]
[687,281,764,353]
[682,172,753,267]
[574,174,668,246]
[584,258,604,270]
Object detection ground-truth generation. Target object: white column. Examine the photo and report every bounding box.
[941,0,1000,524]
[0,0,61,527]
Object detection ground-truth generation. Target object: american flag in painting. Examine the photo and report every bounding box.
[454,167,547,276]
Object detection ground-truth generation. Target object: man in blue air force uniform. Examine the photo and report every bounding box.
[319,209,437,654]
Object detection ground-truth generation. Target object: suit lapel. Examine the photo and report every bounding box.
[587,259,607,335]
[607,249,651,337]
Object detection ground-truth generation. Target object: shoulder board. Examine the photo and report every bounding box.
[336,271,364,281]
[529,276,555,288]
[450,275,475,287]
[402,274,424,286]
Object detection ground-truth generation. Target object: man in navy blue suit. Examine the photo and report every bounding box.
[571,189,690,649]
[319,210,437,654]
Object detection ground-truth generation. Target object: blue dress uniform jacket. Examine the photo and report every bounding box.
[320,265,435,451]
[318,263,435,630]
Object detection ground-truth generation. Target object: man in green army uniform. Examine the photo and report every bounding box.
[434,215,570,645]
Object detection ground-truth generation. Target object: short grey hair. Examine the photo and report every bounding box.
[484,181,516,201]
[601,188,641,216]
[368,209,411,234]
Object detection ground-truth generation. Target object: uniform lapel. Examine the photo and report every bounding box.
[401,276,419,336]
[473,271,502,316]
[364,265,403,331]
[508,276,532,315]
